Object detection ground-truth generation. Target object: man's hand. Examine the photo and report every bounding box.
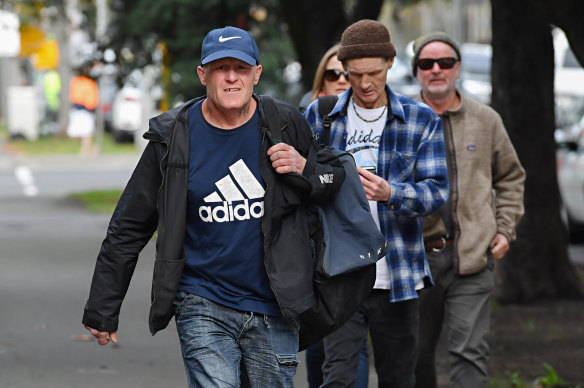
[85,325,118,346]
[490,233,509,260]
[357,167,390,202]
[267,143,306,174]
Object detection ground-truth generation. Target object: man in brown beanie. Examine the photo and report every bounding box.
[304,20,450,387]
[411,32,525,388]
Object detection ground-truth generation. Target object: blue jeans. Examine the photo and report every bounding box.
[173,292,299,388]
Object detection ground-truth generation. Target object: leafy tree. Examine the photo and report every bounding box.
[491,0,584,302]
[106,0,298,103]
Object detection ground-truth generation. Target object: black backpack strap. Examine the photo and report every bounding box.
[259,94,313,193]
[317,95,338,146]
[258,95,282,144]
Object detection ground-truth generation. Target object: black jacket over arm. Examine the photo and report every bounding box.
[82,94,345,335]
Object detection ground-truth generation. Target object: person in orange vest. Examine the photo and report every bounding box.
[67,64,99,155]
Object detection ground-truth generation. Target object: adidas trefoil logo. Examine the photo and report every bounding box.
[199,159,264,223]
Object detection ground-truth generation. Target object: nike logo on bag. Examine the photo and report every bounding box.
[199,160,264,223]
[319,174,334,184]
[218,36,241,42]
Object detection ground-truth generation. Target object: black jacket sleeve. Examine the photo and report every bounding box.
[82,141,163,333]
[275,100,345,201]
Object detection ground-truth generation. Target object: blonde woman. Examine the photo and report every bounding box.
[298,43,350,112]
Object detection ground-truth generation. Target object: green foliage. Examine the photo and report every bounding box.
[535,363,565,386]
[70,189,123,213]
[0,122,7,139]
[107,0,298,104]
[488,372,528,388]
[511,372,528,388]
[17,0,94,30]
[4,132,136,155]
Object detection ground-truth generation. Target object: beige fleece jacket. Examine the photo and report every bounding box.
[421,93,526,275]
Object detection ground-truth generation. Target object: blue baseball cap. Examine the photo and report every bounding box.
[201,26,260,66]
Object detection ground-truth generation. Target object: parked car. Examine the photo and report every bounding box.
[459,43,492,105]
[99,72,118,133]
[553,27,584,98]
[387,54,420,98]
[111,70,142,143]
[555,99,584,243]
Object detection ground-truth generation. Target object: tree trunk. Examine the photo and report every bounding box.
[491,0,583,302]
[278,0,383,90]
[543,0,584,66]
[278,0,347,89]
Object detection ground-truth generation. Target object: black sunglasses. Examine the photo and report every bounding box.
[416,57,459,71]
[324,69,350,82]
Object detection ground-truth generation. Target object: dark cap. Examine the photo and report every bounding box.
[201,26,260,66]
[412,31,461,76]
[337,19,396,62]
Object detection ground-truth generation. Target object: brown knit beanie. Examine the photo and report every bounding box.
[337,19,396,62]
[412,31,461,76]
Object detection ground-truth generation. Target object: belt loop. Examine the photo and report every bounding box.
[432,236,447,252]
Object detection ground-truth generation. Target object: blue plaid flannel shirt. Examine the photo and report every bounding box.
[304,86,449,302]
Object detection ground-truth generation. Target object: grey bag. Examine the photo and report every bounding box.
[317,149,389,277]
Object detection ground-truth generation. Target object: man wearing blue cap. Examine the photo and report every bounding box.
[82,26,346,387]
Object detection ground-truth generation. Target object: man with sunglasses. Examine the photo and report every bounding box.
[304,20,450,387]
[411,32,525,388]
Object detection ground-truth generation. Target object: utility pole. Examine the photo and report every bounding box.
[94,0,107,153]
[453,0,464,44]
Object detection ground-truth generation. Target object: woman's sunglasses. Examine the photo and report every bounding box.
[324,69,350,82]
[416,57,459,71]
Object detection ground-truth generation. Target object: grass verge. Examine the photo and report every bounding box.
[1,126,136,155]
[70,189,123,213]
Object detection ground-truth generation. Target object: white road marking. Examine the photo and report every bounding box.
[14,165,39,197]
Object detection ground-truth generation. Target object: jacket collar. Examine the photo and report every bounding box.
[444,90,464,115]
[145,93,266,143]
[416,89,464,116]
[145,96,202,143]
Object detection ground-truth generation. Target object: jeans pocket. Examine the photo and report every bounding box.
[174,292,202,318]
[276,354,299,368]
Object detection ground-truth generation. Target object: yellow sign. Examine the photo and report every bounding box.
[33,39,59,70]
[19,25,59,70]
[19,25,44,56]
